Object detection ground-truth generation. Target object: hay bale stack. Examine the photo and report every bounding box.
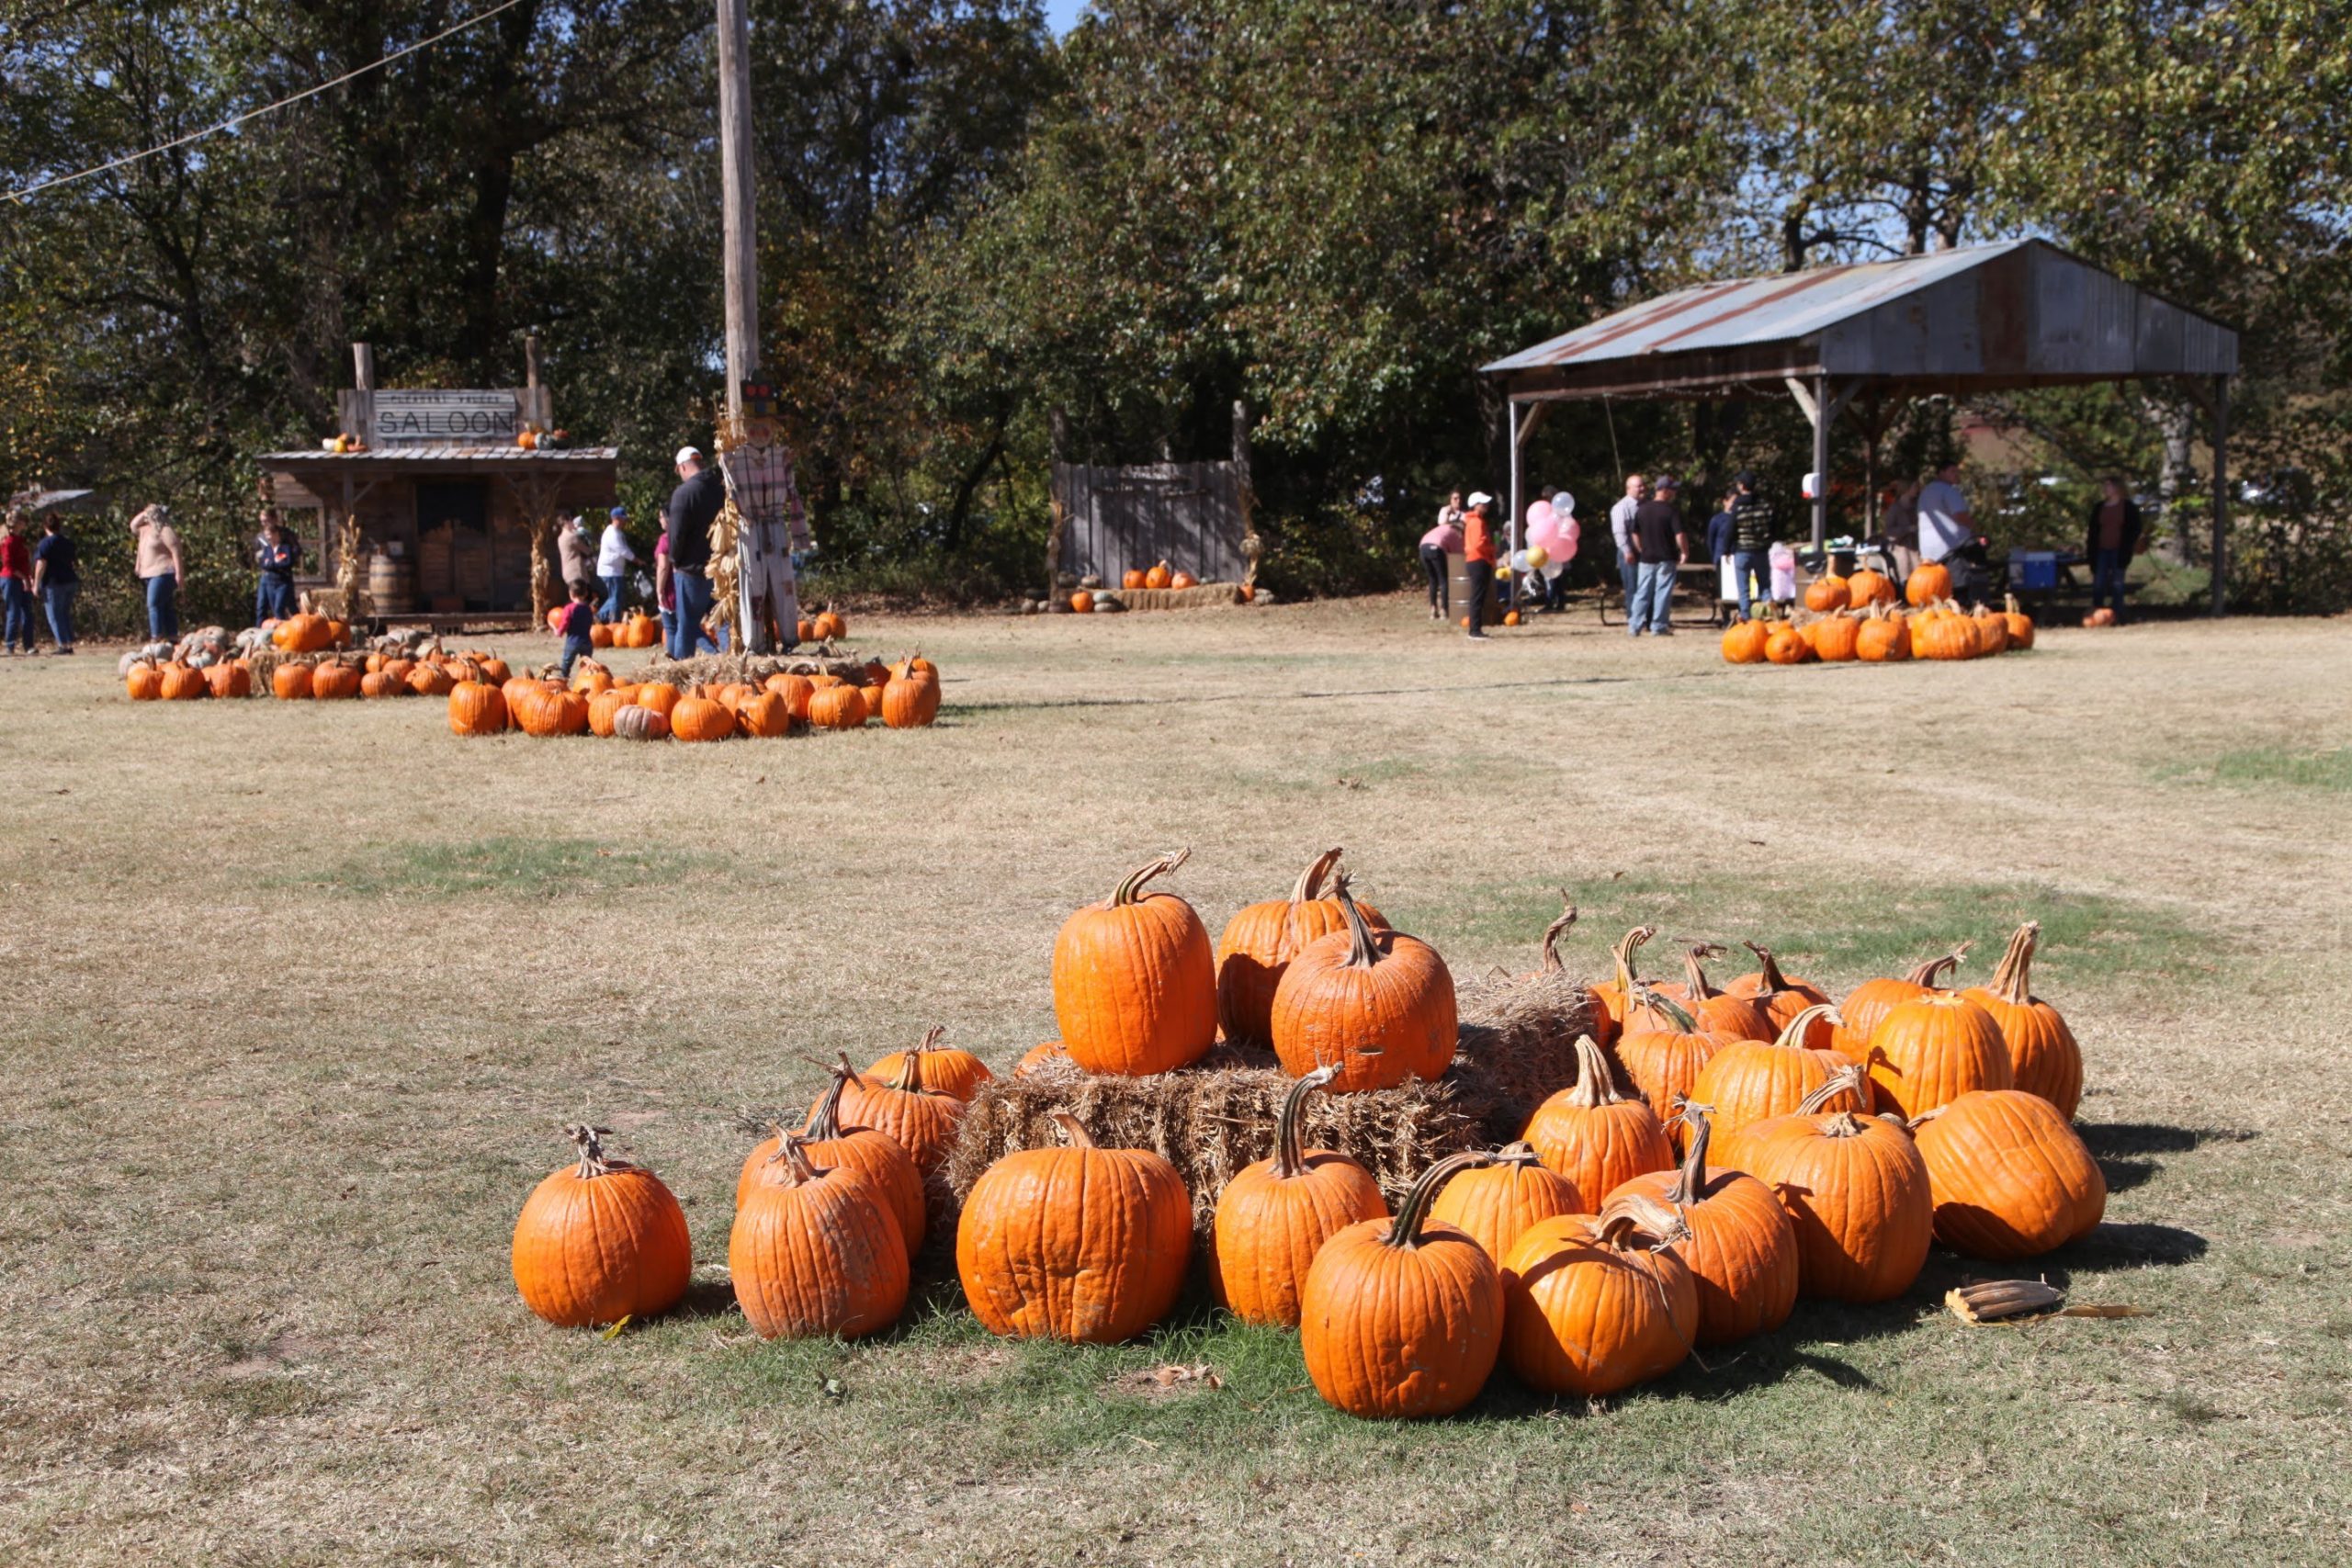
[640,649,873,688]
[1102,582,1245,612]
[240,647,287,694]
[1453,967,1601,1137]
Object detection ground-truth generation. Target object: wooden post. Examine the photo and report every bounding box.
[1233,400,1261,592]
[2210,375,2229,616]
[525,334,542,389]
[351,343,376,391]
[717,0,759,423]
[1046,407,1069,603]
[1810,372,1830,550]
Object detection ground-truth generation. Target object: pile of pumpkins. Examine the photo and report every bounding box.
[260,646,515,702]
[549,606,848,649]
[124,658,254,701]
[451,651,941,740]
[1070,563,1210,613]
[1724,562,2037,665]
[512,849,2104,1422]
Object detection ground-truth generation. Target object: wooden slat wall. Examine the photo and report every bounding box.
[1054,460,1248,584]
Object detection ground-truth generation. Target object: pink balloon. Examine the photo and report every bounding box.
[1529,514,1580,562]
[1526,499,1556,532]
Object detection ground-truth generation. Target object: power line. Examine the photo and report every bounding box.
[6,0,536,205]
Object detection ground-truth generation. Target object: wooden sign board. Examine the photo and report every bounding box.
[373,389,520,445]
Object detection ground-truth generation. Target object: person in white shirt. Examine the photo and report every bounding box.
[1917,463,1974,564]
[1609,473,1646,619]
[595,506,637,623]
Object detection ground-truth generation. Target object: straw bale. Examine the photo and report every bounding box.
[639,649,873,688]
[1102,582,1245,612]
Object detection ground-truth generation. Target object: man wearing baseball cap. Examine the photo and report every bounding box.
[595,505,637,623]
[1628,475,1689,636]
[1462,492,1500,640]
[666,446,725,658]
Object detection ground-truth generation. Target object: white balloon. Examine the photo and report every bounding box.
[1551,491,1575,517]
[1510,550,1532,572]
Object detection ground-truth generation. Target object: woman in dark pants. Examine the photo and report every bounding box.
[2083,477,2142,624]
[254,513,301,623]
[1419,491,1464,620]
[1462,494,1499,640]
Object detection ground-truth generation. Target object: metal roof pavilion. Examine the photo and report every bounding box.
[1481,238,2242,610]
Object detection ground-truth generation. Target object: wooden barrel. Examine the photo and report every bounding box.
[367,553,416,615]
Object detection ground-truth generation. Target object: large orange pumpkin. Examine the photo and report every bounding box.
[764,671,816,719]
[880,666,940,728]
[587,689,631,738]
[1215,846,1389,1044]
[633,682,682,718]
[1521,1034,1676,1204]
[510,1125,692,1327]
[125,664,163,701]
[956,1112,1191,1344]
[1051,850,1218,1076]
[1847,568,1896,608]
[311,661,360,700]
[828,1049,965,1178]
[1860,991,2014,1120]
[206,661,254,699]
[729,1140,908,1339]
[1832,947,1968,1058]
[1804,570,1849,613]
[735,690,791,737]
[1905,561,1952,606]
[669,695,735,742]
[1069,591,1095,614]
[1500,1196,1699,1397]
[516,686,590,738]
[1960,920,2081,1120]
[806,685,865,730]
[2001,593,2037,650]
[1270,874,1455,1093]
[272,662,312,700]
[159,663,209,701]
[1721,619,1770,664]
[1143,559,1172,590]
[1299,1151,1504,1419]
[1724,942,1834,1040]
[741,1063,927,1252]
[1606,1105,1798,1348]
[447,682,508,737]
[1210,1066,1387,1326]
[1764,624,1812,664]
[865,1024,992,1103]
[1427,1141,1585,1265]
[1687,1004,1869,1141]
[1587,925,1658,1046]
[1725,1076,1933,1303]
[1611,984,1732,1138]
[1910,1089,2106,1258]
[1810,612,1861,661]
[1856,607,1912,660]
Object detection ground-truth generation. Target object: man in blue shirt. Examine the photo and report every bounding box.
[1704,487,1737,626]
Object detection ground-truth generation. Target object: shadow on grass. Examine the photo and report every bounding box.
[2077,1122,2256,1194]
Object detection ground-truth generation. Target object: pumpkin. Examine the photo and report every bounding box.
[1725,942,1835,1042]
[764,671,816,718]
[1605,1105,1797,1347]
[1500,1194,1699,1396]
[586,689,630,737]
[1847,569,1896,608]
[1960,921,2081,1120]
[1210,1066,1387,1326]
[866,1023,993,1103]
[1502,609,1521,626]
[828,1049,965,1178]
[1121,568,1147,590]
[729,1138,909,1339]
[474,655,511,684]
[1764,624,1812,664]
[742,1064,928,1250]
[1971,604,2012,654]
[1915,611,1982,660]
[1052,849,1218,1077]
[795,616,818,644]
[407,663,455,697]
[1728,1070,1933,1301]
[880,666,940,729]
[1014,1041,1071,1076]
[571,661,614,696]
[735,690,791,737]
[633,682,681,718]
[1611,984,1731,1135]
[1905,561,1952,606]
[1587,925,1657,1046]
[517,687,590,738]
[1856,605,1912,660]
[612,704,670,741]
[1860,990,2014,1120]
[2085,605,2117,627]
[669,695,735,742]
[1270,873,1455,1093]
[2001,593,2036,649]
[271,662,312,700]
[1910,1089,2106,1258]
[126,664,163,700]
[311,661,360,700]
[1299,1151,1504,1419]
[357,670,399,698]
[273,613,334,652]
[510,1125,693,1328]
[447,682,508,736]
[1143,559,1172,590]
[1215,846,1389,1044]
[1170,570,1196,590]
[1810,612,1861,661]
[1832,946,1968,1058]
[808,672,845,689]
[158,661,210,700]
[956,1112,1191,1343]
[1804,570,1849,613]
[1428,1141,1585,1264]
[380,657,415,686]
[1069,591,1095,614]
[1668,944,1776,1043]
[588,621,615,649]
[812,608,847,640]
[1687,1004,1870,1140]
[1720,619,1770,663]
[806,685,866,730]
[1522,1035,1676,1203]
[206,662,253,699]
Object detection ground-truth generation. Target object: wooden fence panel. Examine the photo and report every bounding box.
[1055,460,1248,584]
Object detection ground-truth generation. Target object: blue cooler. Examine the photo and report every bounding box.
[2010,551,2060,591]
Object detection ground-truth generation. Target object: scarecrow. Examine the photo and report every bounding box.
[713,381,813,653]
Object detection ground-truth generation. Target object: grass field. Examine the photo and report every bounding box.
[4,599,2349,1565]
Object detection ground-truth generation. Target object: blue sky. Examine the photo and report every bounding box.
[1045,0,1085,34]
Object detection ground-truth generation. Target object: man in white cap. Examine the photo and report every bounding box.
[1462,491,1500,639]
[666,446,725,659]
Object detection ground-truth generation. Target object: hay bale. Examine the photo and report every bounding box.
[1104,582,1245,612]
[639,649,873,688]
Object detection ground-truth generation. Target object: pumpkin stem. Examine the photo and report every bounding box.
[1768,1003,1840,1052]
[1287,847,1345,904]
[1741,942,1792,994]
[1665,1104,1715,1207]
[1538,892,1577,975]
[1680,943,1725,1002]
[1904,942,1972,988]
[1796,1063,1871,1116]
[1049,1111,1098,1150]
[769,1134,821,1186]
[1564,1033,1638,1109]
[1610,926,1657,998]
[564,1123,616,1179]
[1493,1139,1544,1170]
[1629,980,1699,1035]
[1382,1150,1497,1250]
[1594,1190,1691,1252]
[805,1063,853,1140]
[1111,848,1191,907]
[1986,921,2041,1007]
[1331,871,1385,969]
[1271,1066,1339,1178]
[886,1031,945,1096]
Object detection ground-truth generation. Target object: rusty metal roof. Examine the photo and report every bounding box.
[1484,238,2236,393]
[255,445,618,464]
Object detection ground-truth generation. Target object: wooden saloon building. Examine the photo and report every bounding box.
[257,343,616,626]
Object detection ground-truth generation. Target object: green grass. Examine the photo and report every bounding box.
[2175,746,2352,794]
[281,835,719,899]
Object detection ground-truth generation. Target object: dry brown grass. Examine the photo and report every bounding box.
[2,599,2349,1565]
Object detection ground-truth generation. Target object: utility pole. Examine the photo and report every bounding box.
[717,0,758,423]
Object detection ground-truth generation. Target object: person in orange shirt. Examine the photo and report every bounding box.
[1461,492,1499,641]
